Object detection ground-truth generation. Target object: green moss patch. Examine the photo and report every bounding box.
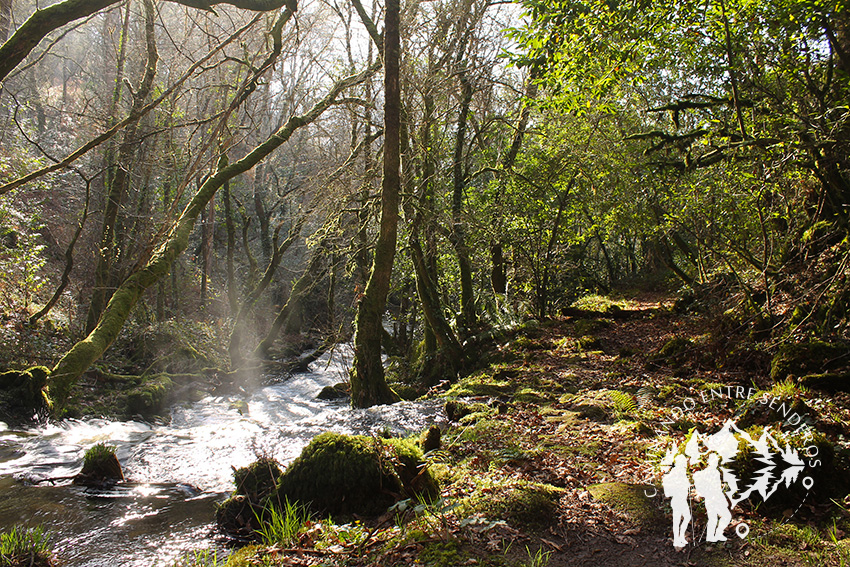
[445,371,515,398]
[587,482,665,528]
[273,432,438,518]
[469,480,564,529]
[233,457,283,501]
[125,373,173,416]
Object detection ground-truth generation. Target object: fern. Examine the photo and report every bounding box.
[606,390,637,419]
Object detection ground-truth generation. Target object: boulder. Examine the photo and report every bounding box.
[272,432,438,517]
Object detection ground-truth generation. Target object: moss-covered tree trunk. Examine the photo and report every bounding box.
[86,0,157,334]
[50,61,374,407]
[410,234,464,385]
[350,0,402,408]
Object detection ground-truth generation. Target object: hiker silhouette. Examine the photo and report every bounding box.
[693,452,732,542]
[662,453,691,548]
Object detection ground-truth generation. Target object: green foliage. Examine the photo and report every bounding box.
[0,193,47,311]
[0,525,51,567]
[83,443,116,468]
[253,497,310,547]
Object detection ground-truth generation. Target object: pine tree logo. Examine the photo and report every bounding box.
[658,419,813,547]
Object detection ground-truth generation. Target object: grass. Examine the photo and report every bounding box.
[0,525,51,567]
[83,442,116,467]
[254,498,310,547]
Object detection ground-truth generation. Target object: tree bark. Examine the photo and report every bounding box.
[49,65,375,407]
[85,0,157,333]
[350,0,402,408]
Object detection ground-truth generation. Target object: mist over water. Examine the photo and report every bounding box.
[0,346,444,567]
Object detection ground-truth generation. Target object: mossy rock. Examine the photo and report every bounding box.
[74,443,124,487]
[420,425,441,453]
[216,494,258,538]
[0,366,51,422]
[587,482,665,528]
[576,335,602,351]
[573,318,611,337]
[799,372,850,392]
[391,383,420,401]
[233,457,283,501]
[478,481,563,528]
[648,337,694,366]
[272,432,438,518]
[125,373,173,416]
[445,400,492,423]
[444,372,515,398]
[317,382,349,400]
[770,340,850,382]
[734,394,811,429]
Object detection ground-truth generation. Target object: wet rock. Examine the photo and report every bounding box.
[316,382,349,400]
[233,457,283,501]
[126,373,173,417]
[216,494,258,537]
[74,443,124,487]
[272,432,438,518]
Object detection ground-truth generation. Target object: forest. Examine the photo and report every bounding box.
[0,0,849,565]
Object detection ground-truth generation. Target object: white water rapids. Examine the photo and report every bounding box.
[0,346,444,566]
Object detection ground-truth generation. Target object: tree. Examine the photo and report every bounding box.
[350,0,402,408]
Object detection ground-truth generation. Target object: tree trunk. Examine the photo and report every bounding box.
[451,52,475,330]
[86,0,157,333]
[350,0,402,408]
[410,234,464,385]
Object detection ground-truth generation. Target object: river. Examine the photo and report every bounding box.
[0,347,443,566]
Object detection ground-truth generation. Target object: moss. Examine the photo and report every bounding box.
[513,387,551,404]
[74,443,123,486]
[799,372,850,392]
[0,366,51,422]
[770,340,850,382]
[215,494,257,538]
[572,318,612,337]
[576,335,602,351]
[444,372,515,398]
[445,400,494,423]
[587,483,665,528]
[317,382,349,400]
[474,481,563,528]
[420,425,441,453]
[419,540,468,567]
[224,545,263,567]
[391,383,420,401]
[125,373,173,416]
[272,432,438,518]
[233,457,283,501]
[648,336,694,367]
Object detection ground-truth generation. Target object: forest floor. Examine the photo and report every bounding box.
[225,293,850,567]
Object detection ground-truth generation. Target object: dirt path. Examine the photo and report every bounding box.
[422,295,849,567]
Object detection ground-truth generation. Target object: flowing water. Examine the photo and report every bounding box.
[0,347,444,566]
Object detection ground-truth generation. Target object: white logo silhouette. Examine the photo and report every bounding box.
[659,419,809,548]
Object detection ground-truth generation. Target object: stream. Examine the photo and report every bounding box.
[0,347,444,566]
